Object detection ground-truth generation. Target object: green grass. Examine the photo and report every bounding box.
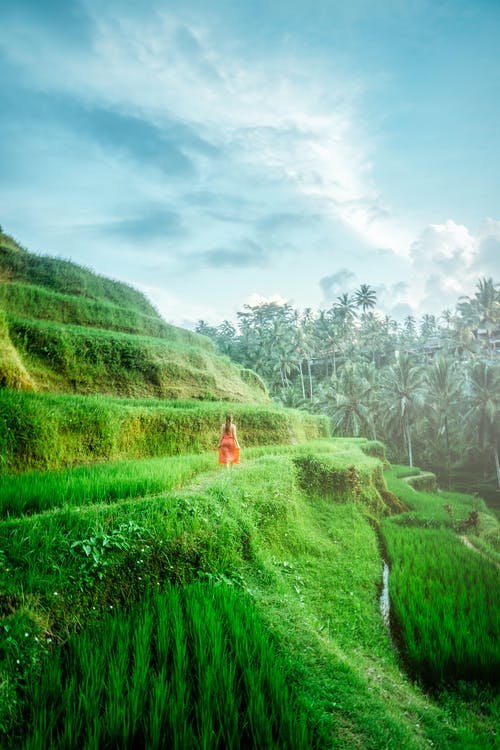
[21,583,314,750]
[7,317,269,402]
[0,240,158,316]
[2,448,499,748]
[0,440,338,519]
[381,466,500,689]
[386,467,490,526]
[0,236,270,405]
[0,391,328,473]
[382,524,500,684]
[0,280,212,344]
[0,452,217,518]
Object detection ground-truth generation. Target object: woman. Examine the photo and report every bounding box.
[218,414,241,468]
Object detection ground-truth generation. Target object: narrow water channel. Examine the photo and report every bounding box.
[379,561,390,628]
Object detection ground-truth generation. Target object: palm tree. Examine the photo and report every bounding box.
[464,360,500,488]
[274,385,308,410]
[401,315,417,345]
[325,363,376,438]
[333,293,357,333]
[380,354,424,467]
[315,309,341,377]
[458,277,500,356]
[423,356,460,488]
[354,284,377,313]
[420,314,438,341]
[216,320,238,358]
[195,320,218,341]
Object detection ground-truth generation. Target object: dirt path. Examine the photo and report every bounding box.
[460,535,499,568]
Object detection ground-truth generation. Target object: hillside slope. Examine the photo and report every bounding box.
[0,232,268,403]
[1,441,498,748]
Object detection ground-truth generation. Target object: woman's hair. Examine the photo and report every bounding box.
[224,414,234,432]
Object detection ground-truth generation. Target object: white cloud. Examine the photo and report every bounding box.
[406,219,500,315]
[0,5,413,257]
[134,282,220,327]
[243,292,290,308]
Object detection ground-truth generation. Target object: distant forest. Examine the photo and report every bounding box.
[197,278,500,496]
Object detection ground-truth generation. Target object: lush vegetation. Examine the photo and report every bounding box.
[2,444,499,749]
[0,391,329,473]
[381,469,500,688]
[0,279,209,343]
[0,233,268,403]
[22,583,313,750]
[384,526,499,684]
[197,278,500,500]
[0,237,159,316]
[1,231,498,748]
[0,440,340,518]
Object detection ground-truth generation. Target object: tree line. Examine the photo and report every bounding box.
[197,278,500,493]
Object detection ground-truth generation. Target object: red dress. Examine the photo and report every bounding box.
[218,429,240,465]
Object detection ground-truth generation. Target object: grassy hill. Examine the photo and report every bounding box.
[0,232,332,472]
[0,232,268,403]
[0,232,498,748]
[1,441,498,748]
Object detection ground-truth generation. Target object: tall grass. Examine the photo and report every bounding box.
[21,583,314,750]
[2,449,499,748]
[0,281,211,345]
[0,452,216,518]
[0,241,157,316]
[0,391,328,473]
[7,316,267,401]
[385,467,490,525]
[382,523,500,684]
[0,440,339,518]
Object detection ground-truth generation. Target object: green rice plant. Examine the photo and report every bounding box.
[20,583,315,750]
[0,390,328,474]
[0,308,34,391]
[385,467,490,527]
[0,452,218,518]
[0,241,158,317]
[0,439,340,519]
[2,441,499,748]
[382,523,500,685]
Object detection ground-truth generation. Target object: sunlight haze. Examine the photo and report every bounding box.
[1,0,499,327]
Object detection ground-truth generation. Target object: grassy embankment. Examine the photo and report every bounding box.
[1,232,498,747]
[0,391,329,474]
[1,441,499,749]
[0,234,268,403]
[381,467,499,688]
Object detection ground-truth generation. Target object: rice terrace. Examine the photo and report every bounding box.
[0,232,498,749]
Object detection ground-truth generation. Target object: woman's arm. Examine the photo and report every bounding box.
[232,424,241,448]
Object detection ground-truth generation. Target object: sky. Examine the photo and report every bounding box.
[1,0,499,329]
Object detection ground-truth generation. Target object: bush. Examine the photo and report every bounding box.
[292,449,397,515]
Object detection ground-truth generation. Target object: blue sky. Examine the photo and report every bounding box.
[1,0,499,328]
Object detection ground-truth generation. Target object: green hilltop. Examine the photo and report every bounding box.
[0,231,268,403]
[0,232,329,472]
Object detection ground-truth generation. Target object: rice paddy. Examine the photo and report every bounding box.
[21,583,313,750]
[382,524,500,684]
[1,442,499,748]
